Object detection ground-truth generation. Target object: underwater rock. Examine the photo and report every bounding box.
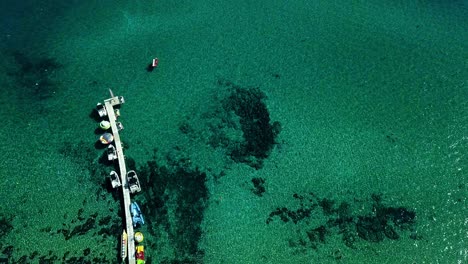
[138,156,209,262]
[0,214,14,237]
[385,207,416,229]
[306,225,328,249]
[8,51,62,101]
[1,246,13,258]
[318,198,335,215]
[251,177,266,196]
[214,79,281,168]
[356,215,386,242]
[356,196,416,243]
[268,193,418,250]
[62,218,96,240]
[266,206,314,225]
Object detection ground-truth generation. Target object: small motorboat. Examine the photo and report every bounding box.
[152,58,159,68]
[121,230,128,260]
[110,171,121,188]
[131,202,145,227]
[96,103,107,117]
[127,170,141,193]
[147,58,159,72]
[107,144,118,161]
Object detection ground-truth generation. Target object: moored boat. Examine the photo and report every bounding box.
[110,171,121,188]
[121,230,128,260]
[127,170,141,193]
[131,202,145,227]
[96,103,107,117]
[107,144,118,161]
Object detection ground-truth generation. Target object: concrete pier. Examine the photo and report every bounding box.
[102,95,136,264]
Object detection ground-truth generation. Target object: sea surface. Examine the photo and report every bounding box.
[0,0,466,263]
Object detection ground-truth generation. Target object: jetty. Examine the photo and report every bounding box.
[96,90,138,264]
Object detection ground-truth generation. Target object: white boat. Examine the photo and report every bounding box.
[127,170,141,193]
[107,144,118,161]
[110,171,122,188]
[96,103,107,117]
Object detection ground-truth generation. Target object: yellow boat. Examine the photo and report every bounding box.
[121,230,128,260]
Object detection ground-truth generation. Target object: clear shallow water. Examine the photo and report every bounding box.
[0,0,466,263]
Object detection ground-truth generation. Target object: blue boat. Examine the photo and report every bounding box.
[131,202,145,227]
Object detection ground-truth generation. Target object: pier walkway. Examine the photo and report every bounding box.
[103,94,136,264]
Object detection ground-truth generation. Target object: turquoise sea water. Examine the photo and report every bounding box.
[0,0,466,263]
